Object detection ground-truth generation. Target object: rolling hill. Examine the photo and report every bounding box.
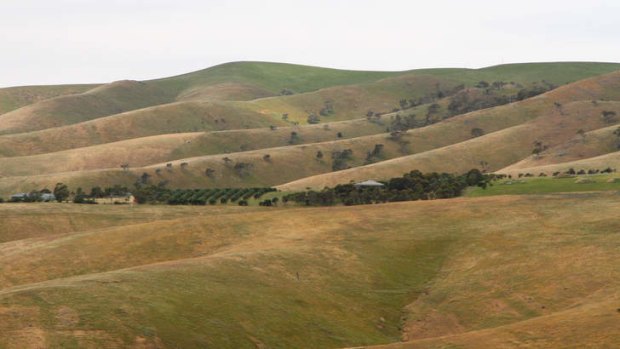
[1,60,620,348]
[1,61,620,196]
[0,193,618,348]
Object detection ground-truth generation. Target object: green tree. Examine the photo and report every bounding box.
[471,128,484,138]
[307,113,320,124]
[90,186,104,198]
[53,183,70,202]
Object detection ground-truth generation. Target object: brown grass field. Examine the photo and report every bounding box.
[0,193,618,348]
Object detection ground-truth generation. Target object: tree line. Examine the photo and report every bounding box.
[284,169,492,206]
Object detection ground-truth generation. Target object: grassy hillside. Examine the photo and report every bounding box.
[498,151,620,177]
[0,193,618,348]
[474,61,620,85]
[0,98,549,193]
[275,72,620,190]
[0,84,98,115]
[0,81,177,135]
[0,62,619,195]
[0,100,287,157]
[3,69,620,194]
[467,173,620,197]
[0,120,388,176]
[501,109,620,170]
[151,61,407,97]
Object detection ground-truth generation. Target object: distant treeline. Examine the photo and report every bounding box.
[284,169,492,206]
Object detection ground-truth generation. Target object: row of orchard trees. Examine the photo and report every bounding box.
[284,169,492,206]
[131,184,276,205]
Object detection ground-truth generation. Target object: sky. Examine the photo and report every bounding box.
[0,0,619,87]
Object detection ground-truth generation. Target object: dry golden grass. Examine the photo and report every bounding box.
[278,96,620,190]
[0,118,389,176]
[3,71,620,193]
[0,193,618,348]
[503,107,620,171]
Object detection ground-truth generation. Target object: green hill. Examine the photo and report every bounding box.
[0,84,98,115]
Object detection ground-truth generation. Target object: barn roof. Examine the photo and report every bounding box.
[354,180,385,187]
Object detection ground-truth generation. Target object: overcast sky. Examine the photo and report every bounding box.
[0,0,618,87]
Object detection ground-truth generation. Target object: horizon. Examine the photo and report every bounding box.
[1,0,619,87]
[3,59,620,88]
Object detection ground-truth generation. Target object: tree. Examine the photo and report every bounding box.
[307,113,320,124]
[263,154,271,162]
[140,172,151,184]
[205,168,215,177]
[73,187,86,203]
[233,162,253,177]
[53,183,70,202]
[90,186,104,198]
[331,149,353,171]
[475,81,490,88]
[337,132,343,138]
[365,144,384,163]
[289,131,300,144]
[613,127,620,148]
[399,99,408,109]
[319,100,335,116]
[602,111,617,123]
[471,127,484,138]
[532,140,548,156]
[316,150,324,160]
[426,103,441,123]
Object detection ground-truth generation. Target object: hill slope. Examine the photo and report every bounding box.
[1,62,620,194]
[0,193,618,348]
[0,84,98,115]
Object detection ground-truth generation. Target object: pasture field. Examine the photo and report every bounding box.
[0,193,618,348]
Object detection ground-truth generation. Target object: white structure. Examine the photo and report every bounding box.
[354,180,385,188]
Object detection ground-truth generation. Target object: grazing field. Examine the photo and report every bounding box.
[0,193,618,348]
[467,174,620,196]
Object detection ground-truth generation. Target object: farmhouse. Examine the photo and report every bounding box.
[94,193,136,205]
[10,193,28,202]
[354,180,385,188]
[41,193,56,202]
